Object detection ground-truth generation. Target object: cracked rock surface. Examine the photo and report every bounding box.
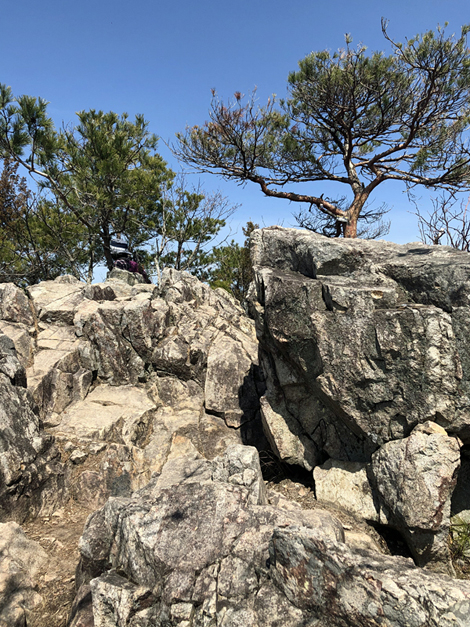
[2,238,470,625]
[249,227,470,459]
[249,227,470,571]
[0,269,264,624]
[71,445,470,627]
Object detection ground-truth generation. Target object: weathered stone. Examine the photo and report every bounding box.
[27,276,86,325]
[370,422,461,572]
[68,583,94,627]
[73,299,146,384]
[269,526,470,627]
[0,333,26,386]
[248,227,470,466]
[76,446,344,625]
[0,341,64,521]
[53,385,157,444]
[0,320,34,368]
[0,522,47,627]
[205,334,259,427]
[260,394,320,470]
[107,267,146,285]
[90,571,159,627]
[121,295,169,363]
[26,329,87,420]
[0,283,35,325]
[313,459,379,522]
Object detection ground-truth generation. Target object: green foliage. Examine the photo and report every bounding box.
[150,174,237,282]
[208,221,258,302]
[0,158,87,284]
[0,88,238,285]
[175,22,470,238]
[450,514,470,562]
[0,93,173,280]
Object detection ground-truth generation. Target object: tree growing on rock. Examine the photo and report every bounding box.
[0,158,87,284]
[0,94,173,280]
[208,221,258,301]
[174,21,470,238]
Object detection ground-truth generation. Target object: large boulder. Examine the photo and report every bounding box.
[370,421,461,573]
[270,526,470,627]
[70,445,470,627]
[249,227,470,572]
[248,227,470,459]
[72,445,345,627]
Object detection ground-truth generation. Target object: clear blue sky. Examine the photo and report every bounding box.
[2,0,470,245]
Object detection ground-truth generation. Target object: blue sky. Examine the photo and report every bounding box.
[2,0,470,245]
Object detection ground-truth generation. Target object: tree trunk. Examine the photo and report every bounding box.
[102,230,114,270]
[343,219,358,238]
[343,192,369,238]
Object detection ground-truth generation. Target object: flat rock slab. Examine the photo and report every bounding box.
[28,279,87,325]
[36,325,79,351]
[51,385,156,443]
[313,459,378,522]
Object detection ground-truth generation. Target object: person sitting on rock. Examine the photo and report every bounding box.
[110,236,151,283]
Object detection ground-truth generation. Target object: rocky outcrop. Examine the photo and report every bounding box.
[2,237,470,625]
[0,270,264,622]
[1,270,262,519]
[249,227,470,457]
[70,445,470,627]
[249,227,470,571]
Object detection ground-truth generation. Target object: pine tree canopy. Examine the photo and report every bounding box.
[174,21,470,238]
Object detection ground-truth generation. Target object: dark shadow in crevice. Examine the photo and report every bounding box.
[371,524,414,559]
[257,448,315,490]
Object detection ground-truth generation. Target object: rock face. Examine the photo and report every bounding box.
[249,227,470,461]
[1,270,262,518]
[370,421,461,571]
[0,521,48,627]
[248,227,470,573]
[0,331,64,522]
[71,445,470,627]
[2,236,470,625]
[270,527,470,627]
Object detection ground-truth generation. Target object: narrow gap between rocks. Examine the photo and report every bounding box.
[258,449,314,488]
[371,524,414,559]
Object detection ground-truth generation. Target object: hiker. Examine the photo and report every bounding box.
[110,236,152,283]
